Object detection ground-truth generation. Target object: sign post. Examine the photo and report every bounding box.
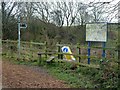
[17,16,27,59]
[88,41,91,64]
[102,42,106,58]
[86,23,107,64]
[18,16,21,59]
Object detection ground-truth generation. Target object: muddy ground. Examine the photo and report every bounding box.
[2,60,69,88]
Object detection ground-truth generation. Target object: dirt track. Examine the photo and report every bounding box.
[2,60,69,88]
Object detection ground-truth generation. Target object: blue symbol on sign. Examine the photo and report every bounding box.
[63,48,68,53]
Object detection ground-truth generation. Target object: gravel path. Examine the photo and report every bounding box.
[2,60,69,88]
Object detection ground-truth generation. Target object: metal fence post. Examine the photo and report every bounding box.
[102,42,106,58]
[88,41,91,64]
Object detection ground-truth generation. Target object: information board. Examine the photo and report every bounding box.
[86,23,107,42]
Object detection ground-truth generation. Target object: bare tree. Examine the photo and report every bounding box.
[33,2,51,23]
[2,2,18,24]
[53,2,79,27]
[74,2,88,25]
[86,1,119,23]
[68,2,79,26]
[106,2,119,22]
[50,2,65,27]
[2,1,18,39]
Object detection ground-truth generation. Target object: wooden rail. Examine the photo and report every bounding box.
[2,40,118,65]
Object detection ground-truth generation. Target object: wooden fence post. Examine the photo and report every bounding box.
[57,42,61,59]
[57,42,63,59]
[78,47,81,62]
[60,46,63,59]
[77,43,81,63]
[30,41,33,61]
[44,41,47,58]
[6,40,10,57]
[38,53,42,66]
